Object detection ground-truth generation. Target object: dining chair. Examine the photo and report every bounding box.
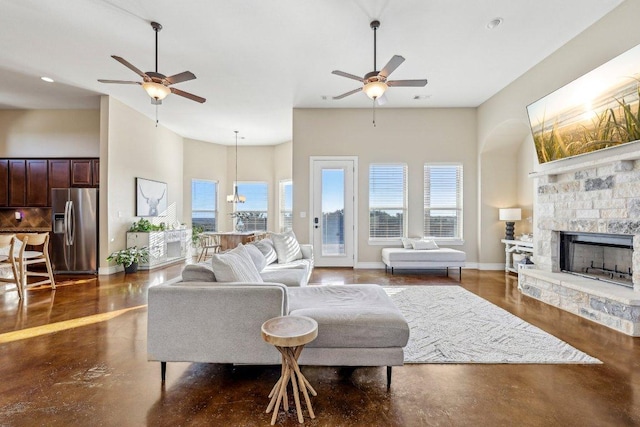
[0,234,25,299]
[197,233,221,262]
[15,233,56,292]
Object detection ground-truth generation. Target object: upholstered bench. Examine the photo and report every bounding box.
[381,247,466,279]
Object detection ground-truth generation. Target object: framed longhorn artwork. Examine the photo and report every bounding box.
[136,177,168,217]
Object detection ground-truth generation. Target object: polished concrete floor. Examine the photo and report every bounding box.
[0,265,639,426]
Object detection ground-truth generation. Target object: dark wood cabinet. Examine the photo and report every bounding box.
[93,160,100,186]
[49,159,71,189]
[0,157,98,207]
[26,160,48,207]
[8,160,26,207]
[0,160,8,206]
[71,159,93,187]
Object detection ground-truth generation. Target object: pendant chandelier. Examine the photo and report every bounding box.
[227,130,246,203]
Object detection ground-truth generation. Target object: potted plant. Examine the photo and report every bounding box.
[106,246,150,274]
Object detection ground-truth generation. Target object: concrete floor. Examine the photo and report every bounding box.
[0,265,639,426]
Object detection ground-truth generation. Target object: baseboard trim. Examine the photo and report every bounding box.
[477,263,505,271]
[98,265,122,275]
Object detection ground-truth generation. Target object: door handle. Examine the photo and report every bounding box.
[314,217,319,229]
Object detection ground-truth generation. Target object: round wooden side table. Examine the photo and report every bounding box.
[261,315,318,425]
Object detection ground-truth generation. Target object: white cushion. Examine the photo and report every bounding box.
[244,243,267,272]
[271,230,303,264]
[400,237,413,249]
[411,239,439,250]
[210,244,264,283]
[254,238,278,265]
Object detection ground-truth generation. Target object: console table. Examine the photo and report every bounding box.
[127,229,192,270]
[501,239,534,274]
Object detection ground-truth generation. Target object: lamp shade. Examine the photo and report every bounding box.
[499,208,522,221]
[142,82,171,101]
[363,81,388,99]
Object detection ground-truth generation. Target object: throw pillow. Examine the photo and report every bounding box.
[411,239,439,250]
[270,230,303,264]
[181,263,217,282]
[401,237,413,249]
[245,243,267,272]
[254,238,278,265]
[210,244,264,283]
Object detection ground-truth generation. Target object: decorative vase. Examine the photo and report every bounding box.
[124,262,139,274]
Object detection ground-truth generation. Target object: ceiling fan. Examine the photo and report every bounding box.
[332,20,428,104]
[98,21,206,104]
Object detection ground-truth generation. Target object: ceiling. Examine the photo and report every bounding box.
[0,0,624,145]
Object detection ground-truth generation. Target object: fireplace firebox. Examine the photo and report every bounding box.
[559,231,633,288]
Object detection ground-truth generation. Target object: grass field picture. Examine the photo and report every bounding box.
[527,43,640,164]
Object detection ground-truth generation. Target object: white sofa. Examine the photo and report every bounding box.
[382,247,466,279]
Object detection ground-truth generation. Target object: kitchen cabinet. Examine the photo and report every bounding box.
[71,159,93,187]
[8,160,26,207]
[0,160,8,206]
[49,159,71,189]
[26,160,48,206]
[69,159,99,187]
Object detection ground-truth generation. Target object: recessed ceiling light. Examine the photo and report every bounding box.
[40,76,54,83]
[486,18,503,30]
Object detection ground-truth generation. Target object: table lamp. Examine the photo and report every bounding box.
[499,208,521,241]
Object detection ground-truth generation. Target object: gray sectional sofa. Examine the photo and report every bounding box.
[147,234,410,388]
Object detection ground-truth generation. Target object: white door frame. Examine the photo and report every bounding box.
[309,156,358,267]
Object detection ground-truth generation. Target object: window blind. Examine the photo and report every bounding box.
[369,164,407,238]
[191,179,217,231]
[279,180,293,232]
[423,164,463,239]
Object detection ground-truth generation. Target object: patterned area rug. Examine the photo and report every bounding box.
[385,286,601,364]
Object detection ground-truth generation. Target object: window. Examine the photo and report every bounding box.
[234,182,268,231]
[191,179,217,231]
[279,180,293,232]
[424,164,463,240]
[369,164,407,239]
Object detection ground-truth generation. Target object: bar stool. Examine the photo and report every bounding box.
[15,233,56,293]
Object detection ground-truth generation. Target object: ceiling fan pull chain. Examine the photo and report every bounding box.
[372,99,376,127]
[155,104,159,127]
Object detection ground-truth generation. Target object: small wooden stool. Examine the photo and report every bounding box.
[261,315,318,425]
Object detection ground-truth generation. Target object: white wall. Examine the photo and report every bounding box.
[0,109,99,157]
[183,138,228,231]
[292,108,478,266]
[274,141,293,232]
[100,97,184,272]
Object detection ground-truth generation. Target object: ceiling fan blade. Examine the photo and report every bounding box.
[333,87,363,100]
[165,71,196,85]
[387,79,428,87]
[379,55,405,78]
[170,87,206,103]
[111,55,149,80]
[376,93,388,106]
[332,70,364,82]
[97,79,141,85]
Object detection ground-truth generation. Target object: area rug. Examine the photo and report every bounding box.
[385,286,601,364]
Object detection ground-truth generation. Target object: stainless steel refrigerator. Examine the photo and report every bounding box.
[51,188,99,274]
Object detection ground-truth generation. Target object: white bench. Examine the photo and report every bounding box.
[381,248,466,280]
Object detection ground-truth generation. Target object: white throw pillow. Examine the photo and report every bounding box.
[400,237,413,249]
[254,238,278,265]
[245,243,267,272]
[411,239,439,250]
[270,230,303,264]
[210,244,264,283]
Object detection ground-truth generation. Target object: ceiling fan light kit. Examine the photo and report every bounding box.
[98,21,206,105]
[331,20,428,125]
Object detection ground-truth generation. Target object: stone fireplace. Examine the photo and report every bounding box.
[518,156,640,336]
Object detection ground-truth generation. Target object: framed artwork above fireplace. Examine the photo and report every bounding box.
[527,42,640,164]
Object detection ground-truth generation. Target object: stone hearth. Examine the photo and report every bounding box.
[520,156,640,336]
